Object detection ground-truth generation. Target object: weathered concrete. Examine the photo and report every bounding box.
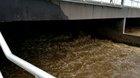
[0,0,68,21]
[1,0,140,21]
[0,0,140,46]
[0,0,140,21]
[58,1,140,19]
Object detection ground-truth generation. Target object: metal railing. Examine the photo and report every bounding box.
[0,32,55,78]
[63,0,123,5]
[63,0,140,8]
[129,0,140,7]
[0,71,3,78]
[62,0,124,8]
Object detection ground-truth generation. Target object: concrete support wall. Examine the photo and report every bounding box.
[0,0,67,21]
[0,0,140,46]
[91,18,140,46]
[1,18,140,46]
[58,1,140,19]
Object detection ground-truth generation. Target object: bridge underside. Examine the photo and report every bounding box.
[58,1,140,19]
[0,1,140,46]
[0,18,140,46]
[55,1,140,46]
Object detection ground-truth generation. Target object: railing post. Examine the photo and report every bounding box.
[121,0,124,6]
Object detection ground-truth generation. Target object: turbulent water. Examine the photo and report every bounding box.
[1,35,140,78]
[126,27,140,36]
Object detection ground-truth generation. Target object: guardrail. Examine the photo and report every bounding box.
[62,0,123,8]
[0,32,55,78]
[63,0,140,8]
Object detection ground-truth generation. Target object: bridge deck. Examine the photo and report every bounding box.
[58,1,140,19]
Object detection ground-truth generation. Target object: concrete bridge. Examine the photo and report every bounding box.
[55,0,140,46]
[0,0,140,46]
[58,0,140,19]
[1,1,140,77]
[0,0,140,20]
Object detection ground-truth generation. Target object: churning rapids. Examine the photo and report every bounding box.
[1,35,140,78]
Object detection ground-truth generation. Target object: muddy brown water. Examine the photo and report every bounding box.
[1,35,140,78]
[125,27,140,36]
